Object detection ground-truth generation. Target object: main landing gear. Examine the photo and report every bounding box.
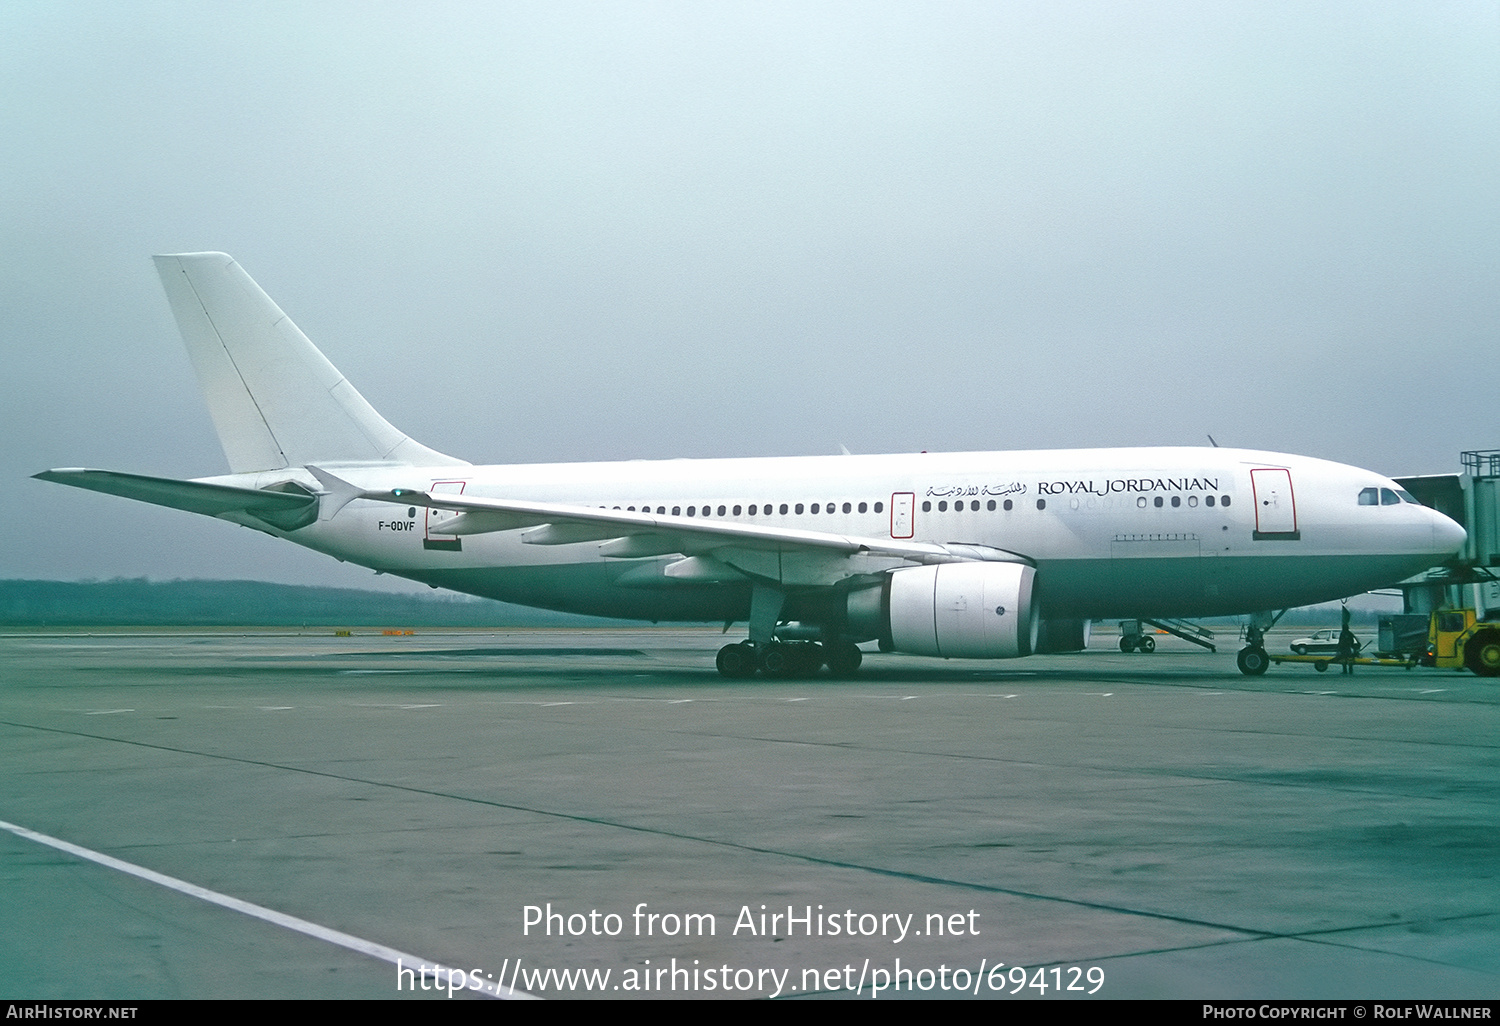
[715,639,864,679]
[718,584,865,678]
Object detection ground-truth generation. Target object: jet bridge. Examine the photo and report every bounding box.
[1396,449,1500,618]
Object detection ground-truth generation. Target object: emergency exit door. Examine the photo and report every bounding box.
[890,492,914,539]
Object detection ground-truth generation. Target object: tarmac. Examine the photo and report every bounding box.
[1,625,1497,1000]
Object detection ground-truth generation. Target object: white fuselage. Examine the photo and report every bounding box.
[212,446,1464,625]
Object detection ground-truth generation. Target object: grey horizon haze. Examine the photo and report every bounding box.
[4,2,1496,593]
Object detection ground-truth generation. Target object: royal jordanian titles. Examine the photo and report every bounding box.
[38,254,1466,677]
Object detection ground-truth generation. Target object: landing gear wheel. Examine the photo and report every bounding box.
[716,642,758,679]
[825,641,863,678]
[759,641,792,678]
[1119,636,1134,653]
[1237,646,1269,676]
[789,642,825,678]
[1138,636,1155,653]
[1464,629,1500,678]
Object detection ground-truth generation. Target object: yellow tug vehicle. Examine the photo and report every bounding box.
[1423,609,1500,677]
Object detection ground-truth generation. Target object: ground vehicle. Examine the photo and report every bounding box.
[1290,629,1364,656]
[1423,609,1500,677]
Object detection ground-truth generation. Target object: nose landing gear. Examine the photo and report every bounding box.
[1236,610,1285,676]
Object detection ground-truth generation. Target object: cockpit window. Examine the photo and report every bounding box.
[1396,489,1419,504]
[1381,488,1400,506]
[1358,487,1379,505]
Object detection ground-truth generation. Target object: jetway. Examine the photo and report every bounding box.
[1396,449,1500,617]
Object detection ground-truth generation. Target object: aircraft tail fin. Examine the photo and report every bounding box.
[153,252,467,474]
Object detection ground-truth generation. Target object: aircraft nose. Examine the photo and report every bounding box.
[1431,510,1467,556]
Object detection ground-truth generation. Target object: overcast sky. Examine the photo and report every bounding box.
[4,2,1497,590]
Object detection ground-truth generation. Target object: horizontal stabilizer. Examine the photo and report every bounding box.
[35,469,318,532]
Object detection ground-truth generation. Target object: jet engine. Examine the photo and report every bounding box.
[847,562,1039,659]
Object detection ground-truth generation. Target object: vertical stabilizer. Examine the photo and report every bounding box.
[153,252,466,473]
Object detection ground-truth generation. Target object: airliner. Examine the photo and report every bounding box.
[36,253,1466,677]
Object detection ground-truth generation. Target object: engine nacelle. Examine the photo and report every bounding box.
[848,562,1040,659]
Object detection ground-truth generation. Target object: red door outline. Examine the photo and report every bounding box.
[891,492,915,539]
[1250,468,1299,540]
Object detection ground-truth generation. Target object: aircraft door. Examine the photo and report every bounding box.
[424,480,466,551]
[1250,468,1299,540]
[891,492,914,539]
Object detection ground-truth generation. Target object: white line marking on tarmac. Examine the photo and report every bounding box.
[0,818,536,1000]
[258,706,294,711]
[85,709,134,715]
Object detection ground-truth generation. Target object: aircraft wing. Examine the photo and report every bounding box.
[34,469,318,532]
[344,477,1031,587]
